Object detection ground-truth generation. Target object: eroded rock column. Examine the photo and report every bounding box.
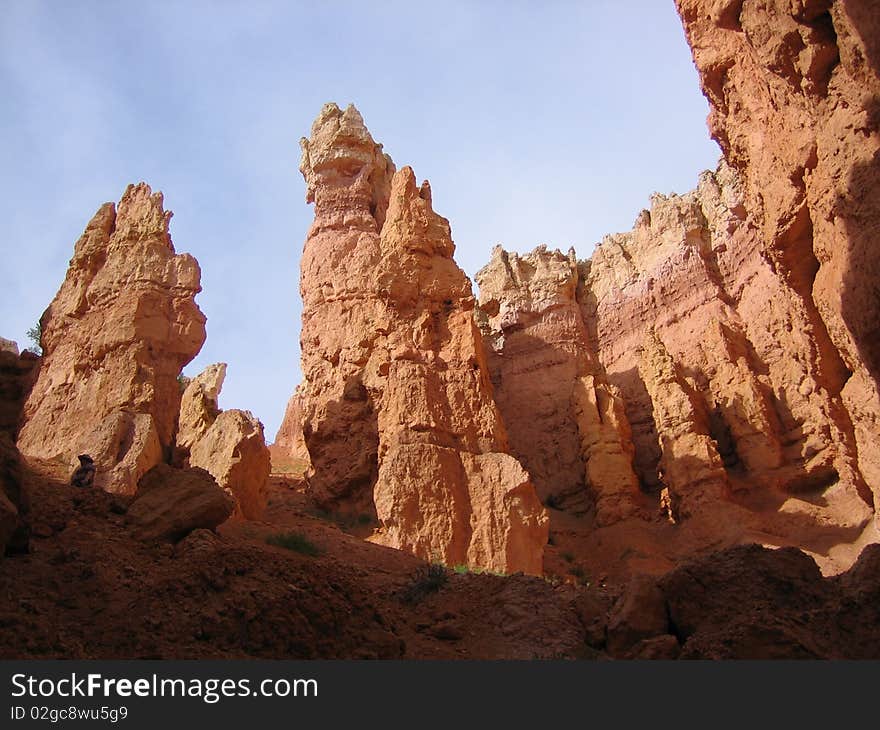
[17,184,206,494]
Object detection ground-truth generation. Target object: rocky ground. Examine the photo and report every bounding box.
[2,460,879,660]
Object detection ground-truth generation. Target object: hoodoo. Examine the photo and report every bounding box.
[283,103,548,574]
[17,184,206,495]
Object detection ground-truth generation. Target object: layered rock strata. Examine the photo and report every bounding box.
[480,153,873,567]
[676,0,880,516]
[17,184,206,494]
[475,246,641,525]
[285,103,548,574]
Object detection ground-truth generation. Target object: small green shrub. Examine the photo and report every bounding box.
[26,321,42,356]
[453,564,470,574]
[265,532,322,557]
[400,562,448,604]
[570,566,589,585]
[562,552,575,563]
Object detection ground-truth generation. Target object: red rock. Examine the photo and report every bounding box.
[127,463,235,542]
[291,103,548,574]
[176,363,226,456]
[17,184,206,495]
[271,387,312,474]
[476,245,642,523]
[606,574,670,656]
[676,0,880,524]
[189,409,270,520]
[638,329,729,519]
[178,364,271,520]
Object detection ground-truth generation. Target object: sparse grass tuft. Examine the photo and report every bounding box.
[570,565,590,585]
[265,531,322,557]
[400,563,448,604]
[453,564,470,574]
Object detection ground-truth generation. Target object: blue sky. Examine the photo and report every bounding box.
[0,0,718,440]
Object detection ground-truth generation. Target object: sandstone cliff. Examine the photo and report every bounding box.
[469,0,879,574]
[479,152,874,572]
[17,183,206,494]
[676,0,880,519]
[475,245,642,525]
[284,103,548,574]
[270,387,312,474]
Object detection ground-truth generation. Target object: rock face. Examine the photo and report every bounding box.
[177,363,270,520]
[0,348,39,556]
[176,362,226,455]
[189,410,270,520]
[482,160,873,571]
[581,165,864,503]
[466,3,878,574]
[637,329,729,520]
[287,103,548,574]
[127,463,235,541]
[604,543,880,659]
[475,245,642,524]
[17,183,206,495]
[270,387,312,474]
[0,338,19,356]
[675,0,880,519]
[0,434,27,555]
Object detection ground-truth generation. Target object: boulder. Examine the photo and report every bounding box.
[189,409,270,520]
[126,463,234,541]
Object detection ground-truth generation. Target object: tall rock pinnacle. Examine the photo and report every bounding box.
[18,183,206,494]
[280,103,548,574]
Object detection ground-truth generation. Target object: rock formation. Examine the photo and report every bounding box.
[17,183,206,495]
[0,345,39,556]
[637,329,729,520]
[126,463,235,541]
[270,387,312,474]
[0,434,26,556]
[285,103,548,574]
[176,362,226,455]
[675,0,880,518]
[176,363,270,520]
[475,245,642,525]
[467,2,878,574]
[0,338,19,356]
[480,157,874,571]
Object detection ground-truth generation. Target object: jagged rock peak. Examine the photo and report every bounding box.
[16,183,206,495]
[299,102,396,230]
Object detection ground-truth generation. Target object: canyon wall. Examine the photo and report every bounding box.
[475,246,642,526]
[473,1,878,572]
[17,183,206,494]
[676,0,880,514]
[283,103,548,574]
[0,346,38,556]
